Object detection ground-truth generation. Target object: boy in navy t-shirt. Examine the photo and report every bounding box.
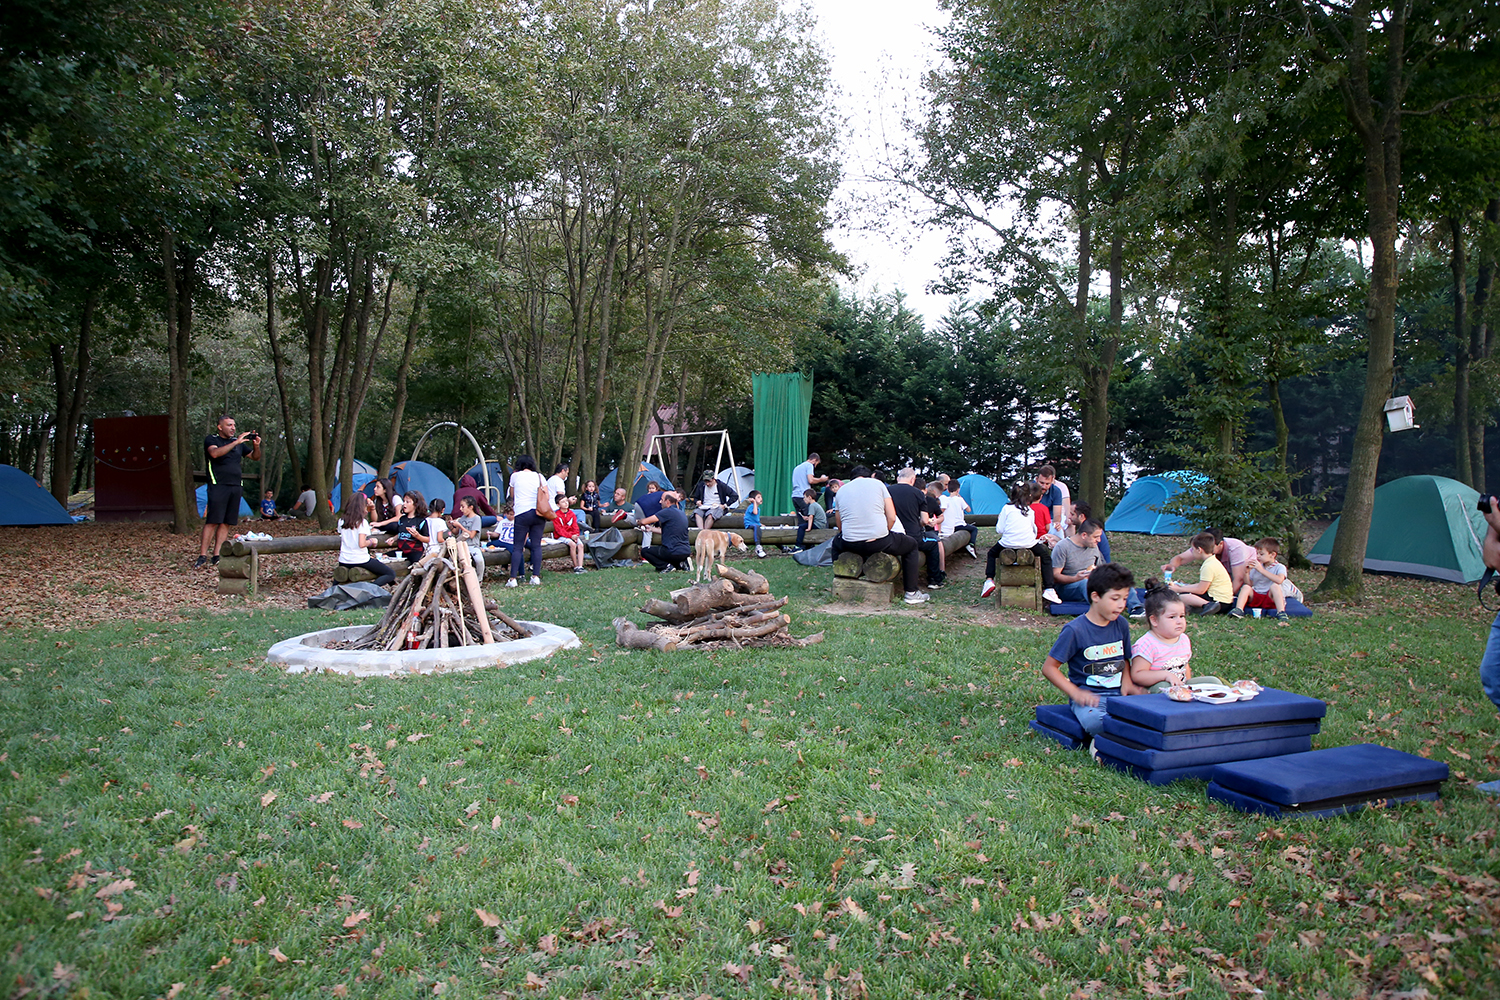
[1041,563,1142,738]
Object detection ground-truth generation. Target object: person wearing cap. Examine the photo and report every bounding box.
[690,469,739,530]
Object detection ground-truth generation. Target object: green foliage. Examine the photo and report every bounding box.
[1160,446,1313,546]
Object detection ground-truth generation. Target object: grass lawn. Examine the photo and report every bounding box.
[3,530,1499,999]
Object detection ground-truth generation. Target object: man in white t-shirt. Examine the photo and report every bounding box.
[829,466,928,605]
[545,462,570,507]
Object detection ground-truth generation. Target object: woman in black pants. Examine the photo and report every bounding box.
[978,482,1056,599]
[507,455,547,587]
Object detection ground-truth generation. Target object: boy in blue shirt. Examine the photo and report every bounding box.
[1041,563,1142,739]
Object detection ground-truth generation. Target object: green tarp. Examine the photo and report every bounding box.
[752,373,813,516]
[1309,475,1487,584]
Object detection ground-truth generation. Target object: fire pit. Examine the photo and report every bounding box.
[267,620,580,677]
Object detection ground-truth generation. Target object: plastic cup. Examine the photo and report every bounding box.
[1251,608,1262,619]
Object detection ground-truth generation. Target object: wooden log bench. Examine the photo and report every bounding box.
[829,550,901,604]
[992,546,1042,611]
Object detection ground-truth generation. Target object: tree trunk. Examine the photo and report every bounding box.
[49,287,97,504]
[1450,216,1473,486]
[162,231,198,534]
[380,283,426,477]
[1469,197,1499,491]
[266,249,305,500]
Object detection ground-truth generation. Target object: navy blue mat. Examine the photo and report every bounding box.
[1031,704,1087,749]
[1209,744,1448,810]
[1094,732,1313,771]
[1106,688,1326,733]
[1096,753,1220,785]
[1102,715,1321,751]
[1207,781,1440,819]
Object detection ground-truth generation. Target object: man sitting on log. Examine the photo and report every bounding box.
[889,468,945,590]
[829,466,929,605]
[638,491,692,573]
[691,469,738,530]
[597,486,633,530]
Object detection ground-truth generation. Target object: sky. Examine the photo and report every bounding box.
[805,0,958,327]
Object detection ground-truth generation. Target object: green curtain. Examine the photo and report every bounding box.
[752,373,813,516]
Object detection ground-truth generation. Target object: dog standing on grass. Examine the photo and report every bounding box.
[693,529,748,582]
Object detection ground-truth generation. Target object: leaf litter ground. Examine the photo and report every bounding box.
[1,523,1499,998]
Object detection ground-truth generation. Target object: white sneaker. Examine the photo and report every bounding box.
[965,544,977,560]
[529,575,542,586]
[505,578,518,588]
[1042,588,1061,605]
[1088,739,1102,763]
[980,579,996,599]
[755,545,765,558]
[903,591,930,605]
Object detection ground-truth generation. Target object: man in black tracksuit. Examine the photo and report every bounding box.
[196,415,261,568]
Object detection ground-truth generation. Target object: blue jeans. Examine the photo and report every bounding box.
[1071,689,1119,736]
[1057,579,1089,602]
[1482,608,1500,714]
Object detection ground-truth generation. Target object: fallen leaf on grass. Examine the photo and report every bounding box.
[309,791,335,804]
[723,962,752,984]
[260,790,277,808]
[343,910,371,928]
[342,819,363,829]
[165,984,184,999]
[491,815,502,831]
[407,733,430,743]
[537,933,558,955]
[475,908,501,927]
[210,956,231,971]
[269,946,288,963]
[94,879,135,899]
[1003,758,1024,768]
[524,971,547,990]
[654,900,684,918]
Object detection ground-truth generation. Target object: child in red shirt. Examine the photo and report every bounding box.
[552,495,586,573]
[1028,481,1052,537]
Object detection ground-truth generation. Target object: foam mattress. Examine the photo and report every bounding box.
[1106,688,1326,733]
[1208,744,1449,818]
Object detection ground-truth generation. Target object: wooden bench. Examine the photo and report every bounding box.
[992,547,1042,610]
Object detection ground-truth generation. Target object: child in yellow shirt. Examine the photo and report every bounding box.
[1170,531,1233,614]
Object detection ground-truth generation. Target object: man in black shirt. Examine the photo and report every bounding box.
[889,468,946,588]
[638,492,692,572]
[196,415,261,568]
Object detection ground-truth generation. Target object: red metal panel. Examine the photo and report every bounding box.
[94,415,174,522]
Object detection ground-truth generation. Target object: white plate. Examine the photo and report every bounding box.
[1190,684,1241,705]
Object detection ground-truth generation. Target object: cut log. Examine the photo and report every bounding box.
[832,552,864,578]
[997,585,1039,611]
[491,608,533,639]
[831,577,898,605]
[939,533,967,558]
[997,546,1036,566]
[456,549,494,644]
[216,577,250,596]
[678,614,789,644]
[614,617,679,652]
[641,598,686,622]
[861,552,901,584]
[673,579,737,617]
[795,631,825,647]
[218,555,253,580]
[715,564,769,594]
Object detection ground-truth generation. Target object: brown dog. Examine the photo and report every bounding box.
[692,529,748,582]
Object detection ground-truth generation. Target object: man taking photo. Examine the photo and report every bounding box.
[196,415,261,569]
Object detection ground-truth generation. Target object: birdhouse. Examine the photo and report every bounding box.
[1383,395,1416,433]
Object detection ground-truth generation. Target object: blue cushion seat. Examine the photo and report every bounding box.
[1208,744,1449,818]
[1106,688,1326,733]
[1030,704,1087,750]
[1094,732,1315,771]
[1102,715,1322,751]
[1096,754,1223,785]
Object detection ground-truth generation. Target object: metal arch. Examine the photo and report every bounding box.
[408,422,497,504]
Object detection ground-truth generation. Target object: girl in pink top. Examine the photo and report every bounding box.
[1130,580,1223,692]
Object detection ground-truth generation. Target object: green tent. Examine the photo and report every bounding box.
[752,373,813,516]
[1309,475,1487,584]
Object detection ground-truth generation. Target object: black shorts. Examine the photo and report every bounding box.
[204,484,242,525]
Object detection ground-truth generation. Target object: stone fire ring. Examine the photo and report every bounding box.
[267,621,581,677]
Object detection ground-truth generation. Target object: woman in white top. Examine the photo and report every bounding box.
[507,455,547,587]
[978,482,1058,600]
[338,493,395,586]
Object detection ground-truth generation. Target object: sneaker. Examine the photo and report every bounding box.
[928,579,945,590]
[193,555,208,569]
[529,575,542,586]
[573,566,586,574]
[505,578,518,588]
[755,545,766,558]
[1042,588,1061,605]
[980,579,996,599]
[210,555,220,566]
[1197,601,1222,616]
[1128,609,1146,619]
[1088,739,1102,763]
[965,544,977,560]
[902,591,930,605]
[1274,610,1291,622]
[1228,607,1246,619]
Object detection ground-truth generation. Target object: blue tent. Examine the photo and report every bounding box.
[1105,474,1198,535]
[195,484,254,520]
[389,460,455,511]
[330,472,379,512]
[958,474,1009,515]
[335,458,378,478]
[462,461,508,501]
[600,461,674,501]
[0,464,73,525]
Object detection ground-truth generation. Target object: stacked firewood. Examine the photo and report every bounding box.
[351,539,532,651]
[614,564,823,652]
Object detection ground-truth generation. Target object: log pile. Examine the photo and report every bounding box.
[616,565,823,651]
[348,539,533,651]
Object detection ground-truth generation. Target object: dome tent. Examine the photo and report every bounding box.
[389,460,455,512]
[957,474,1009,516]
[1105,473,1202,535]
[1309,475,1487,584]
[329,473,379,513]
[600,461,674,501]
[717,466,754,500]
[194,484,254,520]
[0,465,73,525]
